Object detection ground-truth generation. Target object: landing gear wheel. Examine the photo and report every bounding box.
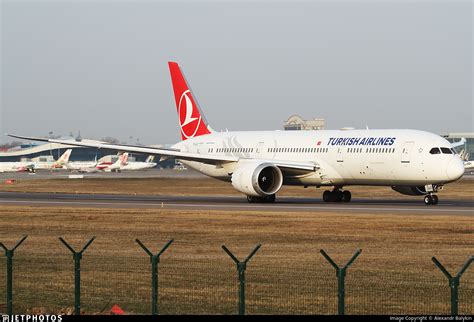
[342,191,352,202]
[432,195,438,205]
[424,195,433,205]
[247,195,276,203]
[323,189,351,202]
[265,194,276,203]
[323,190,331,202]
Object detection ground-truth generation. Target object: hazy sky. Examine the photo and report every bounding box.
[1,0,472,145]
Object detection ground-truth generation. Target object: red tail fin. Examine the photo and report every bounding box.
[168,62,212,140]
[119,153,128,166]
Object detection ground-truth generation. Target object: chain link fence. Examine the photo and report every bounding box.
[0,239,472,315]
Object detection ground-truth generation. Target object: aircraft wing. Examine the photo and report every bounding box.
[451,138,466,149]
[8,134,320,173]
[8,134,239,165]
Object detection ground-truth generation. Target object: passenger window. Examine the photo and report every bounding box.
[429,148,441,154]
[441,147,452,154]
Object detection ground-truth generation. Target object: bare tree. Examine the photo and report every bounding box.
[101,137,120,144]
[0,141,23,149]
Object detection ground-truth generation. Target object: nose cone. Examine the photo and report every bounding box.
[446,158,464,181]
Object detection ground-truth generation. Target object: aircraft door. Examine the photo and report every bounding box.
[337,147,344,163]
[401,142,414,163]
[256,142,264,154]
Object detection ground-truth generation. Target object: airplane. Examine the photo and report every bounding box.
[32,149,72,170]
[8,62,466,205]
[67,153,128,173]
[0,149,72,173]
[119,155,157,171]
[65,158,99,172]
[0,161,35,173]
[465,161,473,170]
[100,153,129,172]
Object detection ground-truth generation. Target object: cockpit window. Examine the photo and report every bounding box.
[429,148,441,154]
[451,148,457,154]
[441,147,453,154]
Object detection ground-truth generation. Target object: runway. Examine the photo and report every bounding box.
[0,191,472,215]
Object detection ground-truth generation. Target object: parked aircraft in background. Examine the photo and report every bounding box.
[32,149,72,170]
[0,161,35,173]
[120,155,157,171]
[65,158,99,172]
[100,153,129,172]
[463,160,473,170]
[0,149,72,173]
[67,153,128,173]
[9,62,466,205]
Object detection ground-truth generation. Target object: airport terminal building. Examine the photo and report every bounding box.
[442,132,474,161]
[283,115,325,131]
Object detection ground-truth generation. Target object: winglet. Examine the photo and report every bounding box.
[7,134,51,143]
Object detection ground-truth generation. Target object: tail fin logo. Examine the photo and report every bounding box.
[120,153,129,165]
[178,90,202,139]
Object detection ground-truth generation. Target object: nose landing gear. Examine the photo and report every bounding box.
[424,194,439,205]
[323,188,351,202]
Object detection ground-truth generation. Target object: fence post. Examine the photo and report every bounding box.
[432,256,473,315]
[0,236,28,316]
[59,236,95,315]
[320,249,362,315]
[136,239,174,315]
[222,244,261,315]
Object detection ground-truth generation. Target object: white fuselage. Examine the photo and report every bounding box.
[120,162,157,171]
[173,129,464,187]
[66,161,98,171]
[0,162,34,173]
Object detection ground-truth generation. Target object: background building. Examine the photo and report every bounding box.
[284,115,325,131]
[442,133,473,161]
[0,140,176,167]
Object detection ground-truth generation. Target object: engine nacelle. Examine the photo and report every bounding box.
[392,185,443,196]
[231,162,283,197]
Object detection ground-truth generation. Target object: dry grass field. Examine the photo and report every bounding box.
[0,197,473,314]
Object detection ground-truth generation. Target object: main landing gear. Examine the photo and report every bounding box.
[247,194,276,203]
[322,188,351,202]
[423,193,439,205]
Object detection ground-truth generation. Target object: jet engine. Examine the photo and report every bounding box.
[231,162,283,197]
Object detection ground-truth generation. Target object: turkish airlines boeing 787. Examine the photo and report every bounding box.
[9,62,466,205]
